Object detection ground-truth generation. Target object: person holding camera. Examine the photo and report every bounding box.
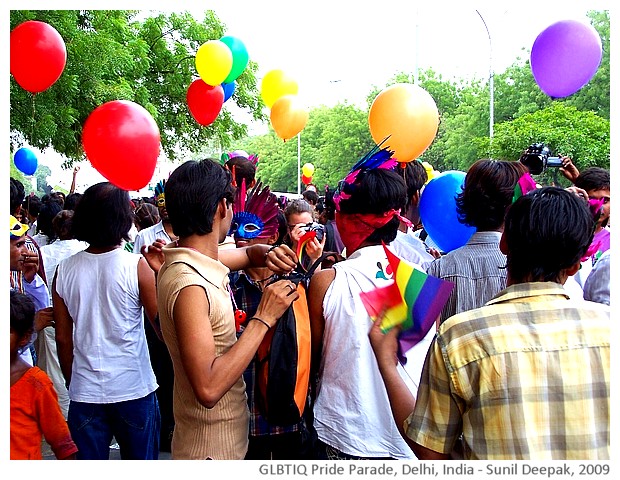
[283,198,326,270]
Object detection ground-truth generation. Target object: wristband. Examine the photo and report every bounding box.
[249,316,271,330]
[264,245,278,261]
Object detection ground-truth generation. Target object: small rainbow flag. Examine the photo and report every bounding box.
[297,230,317,266]
[360,243,454,362]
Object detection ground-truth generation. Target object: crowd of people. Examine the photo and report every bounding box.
[9,147,610,461]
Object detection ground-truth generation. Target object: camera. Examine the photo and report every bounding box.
[519,143,562,175]
[302,222,325,242]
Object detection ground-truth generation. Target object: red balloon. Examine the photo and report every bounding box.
[186,79,225,126]
[82,100,160,191]
[10,20,67,93]
[301,174,312,185]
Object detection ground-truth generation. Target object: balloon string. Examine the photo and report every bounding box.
[30,93,36,141]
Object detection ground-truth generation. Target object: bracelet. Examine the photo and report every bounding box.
[249,316,271,330]
[264,245,278,261]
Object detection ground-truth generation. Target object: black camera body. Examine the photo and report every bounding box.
[519,143,562,175]
[303,222,325,242]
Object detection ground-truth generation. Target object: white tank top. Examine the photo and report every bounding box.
[55,248,157,403]
[315,245,415,459]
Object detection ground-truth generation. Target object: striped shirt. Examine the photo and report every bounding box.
[427,231,506,324]
[405,282,610,460]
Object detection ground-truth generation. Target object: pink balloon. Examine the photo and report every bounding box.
[82,100,160,191]
[10,20,67,93]
[531,20,602,98]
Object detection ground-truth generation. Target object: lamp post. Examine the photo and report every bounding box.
[297,132,301,195]
[476,9,494,140]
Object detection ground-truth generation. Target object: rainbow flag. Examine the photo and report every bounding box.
[360,243,454,361]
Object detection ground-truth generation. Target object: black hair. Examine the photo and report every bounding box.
[504,186,595,283]
[275,210,287,245]
[63,192,83,211]
[36,197,64,242]
[134,202,160,230]
[71,182,133,247]
[10,290,35,338]
[322,189,337,221]
[573,167,610,192]
[10,177,25,215]
[456,159,528,231]
[400,161,428,210]
[23,194,42,218]
[43,192,65,208]
[338,168,407,245]
[52,210,75,241]
[225,156,256,188]
[302,190,319,206]
[165,158,235,237]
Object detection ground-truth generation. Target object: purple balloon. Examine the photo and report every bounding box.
[531,20,602,98]
[230,149,249,158]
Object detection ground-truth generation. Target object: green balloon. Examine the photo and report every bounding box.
[220,36,249,84]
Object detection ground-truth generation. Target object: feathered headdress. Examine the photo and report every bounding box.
[222,151,259,166]
[229,180,279,239]
[154,179,166,207]
[333,138,397,210]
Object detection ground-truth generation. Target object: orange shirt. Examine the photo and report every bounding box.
[10,367,78,460]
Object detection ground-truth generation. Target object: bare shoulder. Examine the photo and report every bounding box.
[308,267,336,297]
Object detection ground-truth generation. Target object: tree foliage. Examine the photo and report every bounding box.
[11,10,609,192]
[10,10,265,166]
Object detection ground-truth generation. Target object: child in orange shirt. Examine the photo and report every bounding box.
[10,290,78,460]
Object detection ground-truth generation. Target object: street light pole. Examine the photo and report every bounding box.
[476,10,494,141]
[297,132,301,195]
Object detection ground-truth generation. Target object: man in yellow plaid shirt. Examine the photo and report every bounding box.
[370,186,609,460]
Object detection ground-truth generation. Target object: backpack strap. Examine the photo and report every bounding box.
[303,252,341,281]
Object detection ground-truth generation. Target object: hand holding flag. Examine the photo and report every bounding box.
[360,243,454,362]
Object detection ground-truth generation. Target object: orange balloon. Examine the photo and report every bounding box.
[261,69,299,108]
[368,83,439,162]
[270,95,308,141]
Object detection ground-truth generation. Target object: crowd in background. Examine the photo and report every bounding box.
[9,149,610,461]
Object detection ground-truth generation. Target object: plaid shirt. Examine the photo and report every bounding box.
[406,282,610,460]
[229,270,300,437]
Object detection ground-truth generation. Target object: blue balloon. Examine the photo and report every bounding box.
[13,147,38,176]
[418,170,475,253]
[222,81,236,102]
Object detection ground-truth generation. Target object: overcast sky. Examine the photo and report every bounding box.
[6,0,610,192]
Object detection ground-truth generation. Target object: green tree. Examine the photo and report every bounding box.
[242,103,373,192]
[489,102,609,186]
[10,10,265,166]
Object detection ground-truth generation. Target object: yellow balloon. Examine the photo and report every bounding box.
[421,161,439,184]
[261,69,299,108]
[301,162,315,177]
[195,40,233,86]
[368,83,439,162]
[270,95,308,141]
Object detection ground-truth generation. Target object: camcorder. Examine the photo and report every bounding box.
[302,222,325,242]
[519,143,563,175]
